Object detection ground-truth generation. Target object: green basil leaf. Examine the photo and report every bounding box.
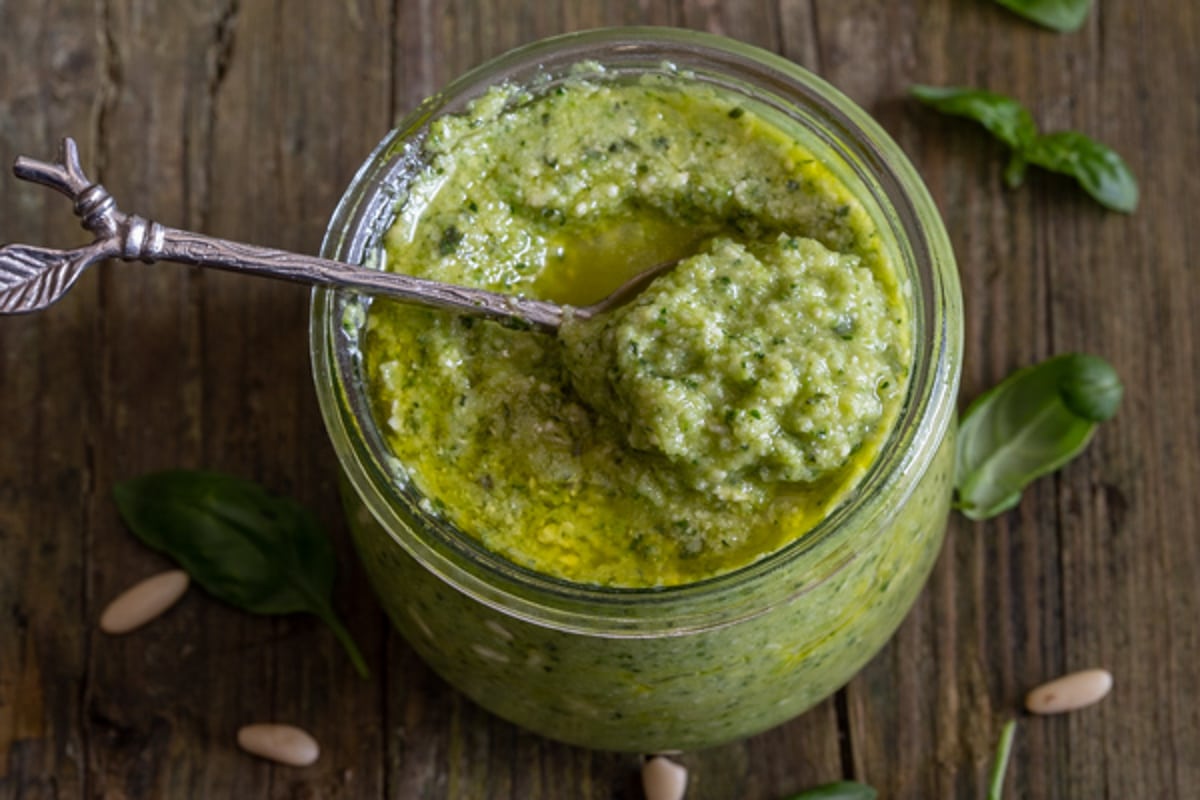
[113,470,369,677]
[910,85,1038,150]
[911,84,1137,212]
[1023,131,1139,213]
[954,354,1122,520]
[993,0,1093,33]
[784,782,877,800]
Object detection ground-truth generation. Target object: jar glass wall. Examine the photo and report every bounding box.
[311,27,962,752]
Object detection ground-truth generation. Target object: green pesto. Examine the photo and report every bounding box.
[364,73,911,587]
[560,235,907,497]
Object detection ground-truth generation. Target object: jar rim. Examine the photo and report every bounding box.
[310,26,962,636]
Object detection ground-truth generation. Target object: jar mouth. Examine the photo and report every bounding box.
[310,27,961,634]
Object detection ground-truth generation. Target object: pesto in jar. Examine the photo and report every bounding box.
[364,71,911,587]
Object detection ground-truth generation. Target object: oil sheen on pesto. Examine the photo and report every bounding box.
[365,71,911,588]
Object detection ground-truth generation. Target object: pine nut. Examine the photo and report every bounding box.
[1025,668,1113,714]
[642,755,688,800]
[99,570,190,634]
[236,723,320,767]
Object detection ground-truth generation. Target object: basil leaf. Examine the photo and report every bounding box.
[911,84,1137,213]
[993,0,1093,33]
[1023,131,1139,212]
[954,354,1122,520]
[784,782,877,800]
[112,470,369,677]
[910,85,1037,150]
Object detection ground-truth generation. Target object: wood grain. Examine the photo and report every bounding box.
[2,1,1197,798]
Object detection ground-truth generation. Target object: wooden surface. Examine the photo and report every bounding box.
[1,1,1197,797]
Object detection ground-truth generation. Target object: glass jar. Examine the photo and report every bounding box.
[310,27,962,752]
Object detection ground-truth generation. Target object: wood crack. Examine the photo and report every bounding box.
[197,0,241,233]
[208,0,241,104]
[808,0,825,73]
[833,688,857,781]
[89,0,122,180]
[80,7,122,795]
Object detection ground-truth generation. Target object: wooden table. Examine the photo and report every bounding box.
[2,2,1196,797]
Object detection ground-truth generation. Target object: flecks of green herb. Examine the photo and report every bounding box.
[954,353,1123,520]
[112,470,370,677]
[783,781,877,799]
[988,719,1018,800]
[499,316,533,332]
[992,0,1093,32]
[438,224,463,255]
[910,85,1138,212]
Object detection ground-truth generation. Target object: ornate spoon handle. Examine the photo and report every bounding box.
[0,138,564,330]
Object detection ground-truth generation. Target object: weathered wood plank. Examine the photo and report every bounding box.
[62,0,391,797]
[78,1,272,796]
[1038,1,1200,797]
[0,1,100,794]
[211,3,396,797]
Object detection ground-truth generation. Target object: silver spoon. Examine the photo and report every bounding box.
[0,138,675,332]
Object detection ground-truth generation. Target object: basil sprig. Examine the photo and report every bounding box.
[910,85,1138,212]
[954,354,1122,520]
[784,782,877,799]
[113,470,370,676]
[992,0,1093,33]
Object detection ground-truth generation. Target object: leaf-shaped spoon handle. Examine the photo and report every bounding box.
[0,241,116,313]
[1,137,564,329]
